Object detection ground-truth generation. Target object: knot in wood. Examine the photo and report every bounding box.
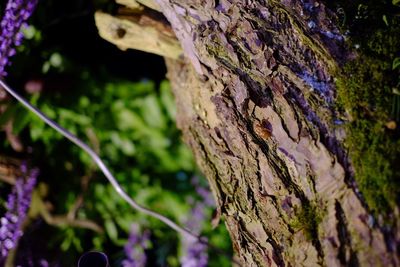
[254,119,272,139]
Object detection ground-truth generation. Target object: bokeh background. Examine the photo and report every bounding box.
[0,0,232,266]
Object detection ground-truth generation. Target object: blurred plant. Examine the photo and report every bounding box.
[0,0,38,151]
[0,164,38,264]
[0,0,232,264]
[181,240,208,267]
[0,0,38,77]
[180,176,214,267]
[0,71,229,264]
[122,224,150,267]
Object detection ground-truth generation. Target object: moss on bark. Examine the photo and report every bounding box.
[335,1,400,217]
[290,201,324,241]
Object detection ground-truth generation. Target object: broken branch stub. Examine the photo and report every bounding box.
[95,11,182,59]
[116,0,161,12]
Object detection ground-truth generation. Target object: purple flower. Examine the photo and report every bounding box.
[191,176,215,208]
[38,259,49,267]
[0,164,38,264]
[180,176,214,267]
[180,240,208,267]
[0,0,38,77]
[180,201,209,267]
[185,202,206,234]
[122,224,150,267]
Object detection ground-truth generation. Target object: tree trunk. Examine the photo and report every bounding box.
[96,0,399,266]
[158,1,399,266]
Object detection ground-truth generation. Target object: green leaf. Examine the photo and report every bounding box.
[22,25,37,40]
[72,236,83,252]
[393,57,400,70]
[29,117,45,141]
[79,96,90,108]
[61,228,75,251]
[104,219,118,242]
[50,53,63,68]
[393,0,400,6]
[60,236,72,251]
[12,107,31,135]
[115,215,135,232]
[58,108,91,126]
[382,15,389,26]
[114,108,141,130]
[110,132,136,156]
[42,61,50,73]
[41,104,57,119]
[141,95,166,129]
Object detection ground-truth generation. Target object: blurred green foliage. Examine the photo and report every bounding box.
[2,70,232,266]
[0,1,232,266]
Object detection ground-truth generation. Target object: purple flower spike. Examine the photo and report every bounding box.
[0,0,38,78]
[180,176,214,267]
[122,224,150,267]
[0,164,38,264]
[180,201,209,267]
[181,240,208,267]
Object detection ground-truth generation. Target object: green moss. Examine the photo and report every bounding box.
[335,2,400,217]
[290,202,323,241]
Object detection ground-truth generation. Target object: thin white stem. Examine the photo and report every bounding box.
[0,79,198,240]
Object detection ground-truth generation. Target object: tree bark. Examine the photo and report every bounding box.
[157,1,399,266]
[96,0,399,266]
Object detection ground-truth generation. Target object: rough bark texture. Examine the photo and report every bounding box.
[96,0,399,266]
[157,1,399,266]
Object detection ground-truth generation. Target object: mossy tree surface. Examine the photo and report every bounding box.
[98,0,399,266]
[333,0,400,217]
